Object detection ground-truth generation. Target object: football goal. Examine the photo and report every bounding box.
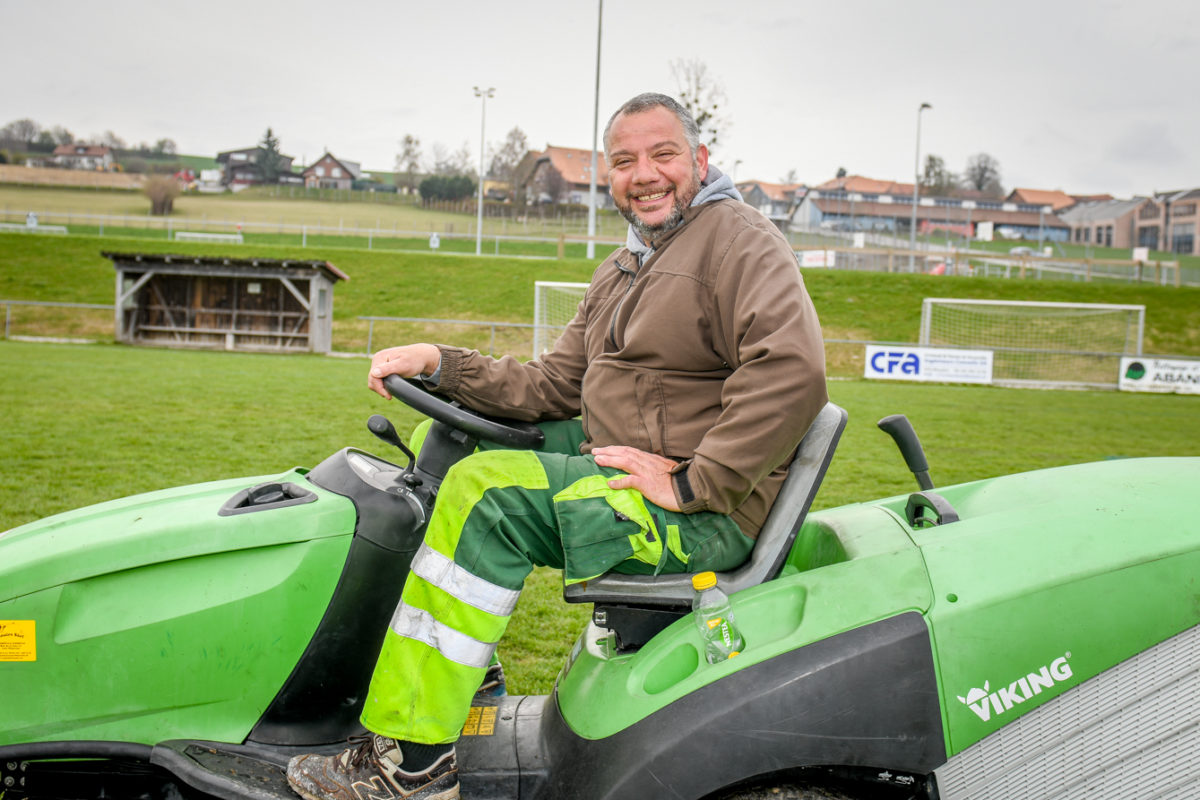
[919,298,1145,389]
[532,281,590,358]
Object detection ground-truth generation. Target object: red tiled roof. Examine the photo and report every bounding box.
[542,145,608,187]
[816,174,914,196]
[1006,188,1076,211]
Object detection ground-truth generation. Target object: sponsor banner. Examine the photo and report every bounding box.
[797,249,834,268]
[1119,357,1200,395]
[865,345,994,384]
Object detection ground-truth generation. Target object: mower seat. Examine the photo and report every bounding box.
[563,402,847,647]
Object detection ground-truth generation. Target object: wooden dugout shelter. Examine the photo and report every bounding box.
[104,251,348,353]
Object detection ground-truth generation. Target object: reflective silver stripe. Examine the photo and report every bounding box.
[409,541,521,617]
[389,604,495,668]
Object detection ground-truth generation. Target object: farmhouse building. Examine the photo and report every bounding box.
[736,180,805,230]
[216,147,303,191]
[52,144,114,171]
[302,152,362,190]
[516,146,612,208]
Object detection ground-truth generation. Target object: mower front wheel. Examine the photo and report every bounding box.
[716,784,859,800]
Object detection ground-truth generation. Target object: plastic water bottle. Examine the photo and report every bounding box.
[691,571,744,664]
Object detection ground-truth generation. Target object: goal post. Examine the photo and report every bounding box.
[919,298,1145,389]
[533,281,590,358]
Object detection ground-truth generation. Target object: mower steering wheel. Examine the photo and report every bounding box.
[382,374,545,450]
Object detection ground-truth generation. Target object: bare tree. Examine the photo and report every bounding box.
[535,165,566,204]
[670,58,730,151]
[2,118,41,146]
[394,134,422,193]
[144,175,181,215]
[921,154,958,196]
[489,126,529,184]
[963,153,1003,197]
[97,130,127,149]
[780,168,799,184]
[50,126,75,145]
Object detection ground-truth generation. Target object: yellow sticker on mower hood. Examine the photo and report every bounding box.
[0,620,35,661]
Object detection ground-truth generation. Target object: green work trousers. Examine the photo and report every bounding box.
[360,420,755,744]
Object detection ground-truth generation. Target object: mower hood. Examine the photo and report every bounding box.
[0,469,355,605]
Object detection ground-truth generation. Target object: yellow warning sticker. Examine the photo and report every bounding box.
[461,705,498,736]
[0,620,36,662]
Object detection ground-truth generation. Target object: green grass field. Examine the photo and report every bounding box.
[3,340,1198,693]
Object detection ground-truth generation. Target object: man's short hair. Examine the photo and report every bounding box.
[602,92,700,158]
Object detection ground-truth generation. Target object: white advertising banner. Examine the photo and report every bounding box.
[864,345,994,384]
[1119,357,1200,395]
[797,249,834,268]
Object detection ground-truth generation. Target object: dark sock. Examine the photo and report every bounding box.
[397,740,452,772]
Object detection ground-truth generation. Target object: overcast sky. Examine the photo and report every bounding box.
[4,0,1196,198]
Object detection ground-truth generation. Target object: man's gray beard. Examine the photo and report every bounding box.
[620,165,701,243]
[621,200,686,242]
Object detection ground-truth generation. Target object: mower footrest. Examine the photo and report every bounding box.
[151,740,306,800]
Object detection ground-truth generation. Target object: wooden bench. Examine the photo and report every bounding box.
[0,222,68,234]
[174,231,244,243]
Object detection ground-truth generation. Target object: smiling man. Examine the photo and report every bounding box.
[286,92,827,800]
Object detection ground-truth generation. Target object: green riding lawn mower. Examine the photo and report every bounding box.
[2,375,1198,800]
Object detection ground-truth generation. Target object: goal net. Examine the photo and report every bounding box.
[919,298,1145,388]
[532,281,590,358]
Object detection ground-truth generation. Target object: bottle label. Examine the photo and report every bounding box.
[706,617,724,630]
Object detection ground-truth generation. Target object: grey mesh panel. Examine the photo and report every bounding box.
[936,623,1200,799]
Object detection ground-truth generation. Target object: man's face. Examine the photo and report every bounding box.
[606,106,709,242]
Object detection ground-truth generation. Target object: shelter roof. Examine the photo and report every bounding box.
[101,251,349,282]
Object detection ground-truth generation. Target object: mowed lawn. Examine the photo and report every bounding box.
[3,340,1198,693]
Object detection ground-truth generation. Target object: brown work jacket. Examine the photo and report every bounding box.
[434,199,828,536]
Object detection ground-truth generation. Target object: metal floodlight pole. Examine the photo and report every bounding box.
[587,0,603,260]
[909,102,931,270]
[474,86,495,256]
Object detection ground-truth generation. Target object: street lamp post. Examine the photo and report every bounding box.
[909,102,932,270]
[586,0,603,260]
[474,86,495,256]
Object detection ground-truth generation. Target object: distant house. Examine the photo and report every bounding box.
[736,180,805,230]
[517,145,611,208]
[52,144,114,171]
[791,173,1070,241]
[1133,189,1200,254]
[1005,188,1089,213]
[302,152,363,190]
[216,147,302,191]
[1058,197,1149,249]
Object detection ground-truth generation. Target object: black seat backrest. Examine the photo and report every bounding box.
[563,402,848,609]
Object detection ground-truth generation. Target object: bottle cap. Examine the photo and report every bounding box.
[691,571,717,591]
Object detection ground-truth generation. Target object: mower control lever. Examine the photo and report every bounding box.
[877,414,934,490]
[368,414,417,472]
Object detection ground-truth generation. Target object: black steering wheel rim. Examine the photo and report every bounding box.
[382,374,544,450]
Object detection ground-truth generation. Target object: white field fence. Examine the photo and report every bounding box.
[920,298,1145,389]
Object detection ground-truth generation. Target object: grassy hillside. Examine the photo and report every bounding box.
[3,231,1198,360]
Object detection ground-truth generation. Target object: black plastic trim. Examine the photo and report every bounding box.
[536,612,946,800]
